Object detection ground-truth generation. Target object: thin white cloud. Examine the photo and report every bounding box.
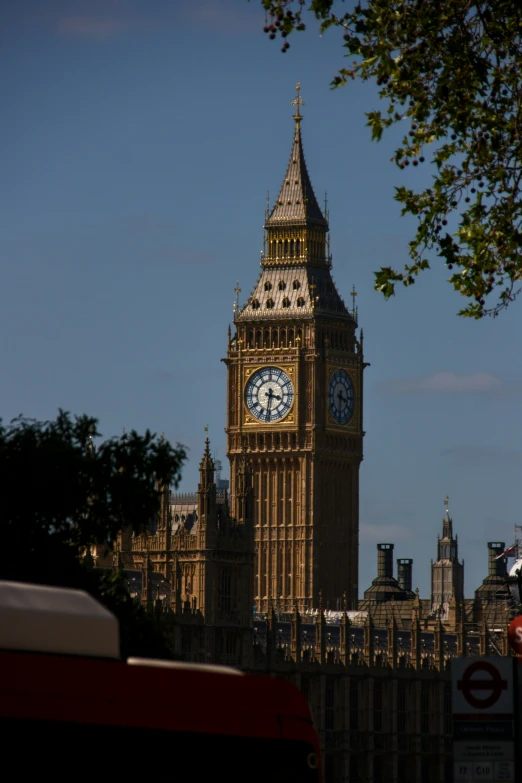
[377,371,505,395]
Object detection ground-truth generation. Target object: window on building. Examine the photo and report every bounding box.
[297,297,305,307]
[444,683,452,735]
[398,683,407,734]
[373,680,383,732]
[251,299,260,310]
[226,632,236,655]
[325,679,334,732]
[349,681,358,731]
[266,299,274,309]
[264,281,272,291]
[421,686,429,735]
[219,569,231,613]
[278,280,286,290]
[282,298,290,308]
[292,279,300,290]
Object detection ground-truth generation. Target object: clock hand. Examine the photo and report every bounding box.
[265,389,274,421]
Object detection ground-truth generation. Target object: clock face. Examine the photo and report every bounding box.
[328,369,355,425]
[245,367,294,423]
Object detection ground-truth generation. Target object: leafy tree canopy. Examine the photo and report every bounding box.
[259,0,522,318]
[0,411,186,658]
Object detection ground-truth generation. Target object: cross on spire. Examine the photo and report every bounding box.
[351,284,358,311]
[291,82,304,121]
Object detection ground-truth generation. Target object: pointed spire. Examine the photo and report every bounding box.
[442,495,453,539]
[198,436,215,497]
[235,437,253,525]
[200,436,214,471]
[266,84,328,230]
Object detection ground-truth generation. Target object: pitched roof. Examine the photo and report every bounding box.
[265,118,328,230]
[237,264,351,322]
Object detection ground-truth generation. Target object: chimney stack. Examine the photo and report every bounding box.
[377,544,394,579]
[397,558,413,592]
[488,542,507,578]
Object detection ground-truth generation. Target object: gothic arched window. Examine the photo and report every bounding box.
[264,281,272,291]
[266,298,274,309]
[251,299,260,310]
[292,279,300,290]
[278,280,286,290]
[282,297,290,308]
[297,297,305,307]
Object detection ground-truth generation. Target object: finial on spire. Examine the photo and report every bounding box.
[233,281,241,315]
[202,430,212,461]
[351,284,358,314]
[291,82,304,123]
[444,495,449,510]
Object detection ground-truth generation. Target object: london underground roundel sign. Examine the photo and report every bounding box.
[456,660,508,709]
[507,615,522,660]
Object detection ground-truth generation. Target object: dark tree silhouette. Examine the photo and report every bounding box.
[0,410,186,658]
[260,0,522,318]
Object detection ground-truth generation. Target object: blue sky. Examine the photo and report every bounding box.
[2,0,521,599]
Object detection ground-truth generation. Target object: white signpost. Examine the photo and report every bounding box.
[452,658,517,783]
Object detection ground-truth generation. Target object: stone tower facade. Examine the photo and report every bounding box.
[224,86,365,613]
[431,499,464,617]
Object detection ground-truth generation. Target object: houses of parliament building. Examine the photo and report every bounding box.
[94,86,517,783]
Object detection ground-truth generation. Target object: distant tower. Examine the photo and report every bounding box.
[224,84,366,612]
[431,497,464,616]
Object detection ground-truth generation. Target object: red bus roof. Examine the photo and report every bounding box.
[0,650,317,747]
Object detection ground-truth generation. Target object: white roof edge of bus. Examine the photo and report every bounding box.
[127,657,244,675]
[0,580,119,660]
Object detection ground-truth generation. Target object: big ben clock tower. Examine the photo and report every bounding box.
[225,85,366,612]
